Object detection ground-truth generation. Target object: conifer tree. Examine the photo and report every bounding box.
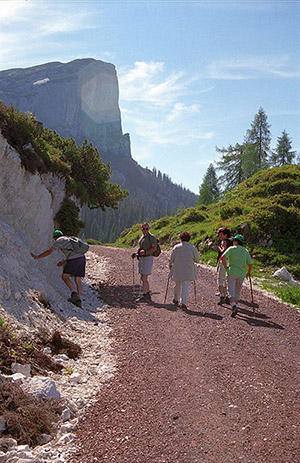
[197,163,219,205]
[271,130,296,166]
[244,107,271,176]
[215,143,246,192]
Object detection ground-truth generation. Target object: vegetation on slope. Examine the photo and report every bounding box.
[115,165,300,280]
[0,101,128,235]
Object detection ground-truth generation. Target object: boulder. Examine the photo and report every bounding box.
[21,376,60,399]
[272,267,292,282]
[11,363,31,378]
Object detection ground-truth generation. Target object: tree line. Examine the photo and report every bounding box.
[198,107,299,205]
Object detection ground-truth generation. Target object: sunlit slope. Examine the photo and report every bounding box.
[115,165,300,276]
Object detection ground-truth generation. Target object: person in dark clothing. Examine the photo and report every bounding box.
[131,223,157,302]
[31,230,86,307]
[216,227,231,305]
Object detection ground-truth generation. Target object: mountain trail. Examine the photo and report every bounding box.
[67,245,300,463]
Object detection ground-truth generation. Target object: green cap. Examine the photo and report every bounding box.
[234,234,245,243]
[53,230,63,238]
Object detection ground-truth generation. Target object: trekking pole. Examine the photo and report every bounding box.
[164,277,170,304]
[194,280,197,303]
[132,257,135,293]
[249,276,255,314]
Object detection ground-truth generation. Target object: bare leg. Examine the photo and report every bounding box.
[74,277,82,297]
[141,274,150,294]
[62,273,74,292]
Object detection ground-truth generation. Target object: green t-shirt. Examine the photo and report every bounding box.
[138,233,157,252]
[223,245,252,278]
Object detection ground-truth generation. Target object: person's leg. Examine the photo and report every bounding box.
[62,273,74,292]
[181,281,191,306]
[141,274,150,294]
[235,277,244,305]
[74,276,82,297]
[218,263,226,299]
[227,275,239,317]
[174,281,182,303]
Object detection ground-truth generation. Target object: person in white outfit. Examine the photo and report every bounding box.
[169,231,199,309]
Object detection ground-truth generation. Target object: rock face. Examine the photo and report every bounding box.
[0,132,72,317]
[0,58,197,242]
[0,59,127,157]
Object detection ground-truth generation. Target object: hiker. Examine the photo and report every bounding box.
[131,222,157,302]
[30,230,86,308]
[169,231,199,309]
[221,234,252,318]
[216,227,232,304]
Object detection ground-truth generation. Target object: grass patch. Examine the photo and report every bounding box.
[261,281,300,308]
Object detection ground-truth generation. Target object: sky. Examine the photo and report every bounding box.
[0,0,299,194]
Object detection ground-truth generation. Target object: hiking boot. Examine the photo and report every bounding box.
[180,303,187,309]
[225,296,230,304]
[217,297,225,305]
[68,296,82,308]
[136,293,151,302]
[173,299,179,305]
[68,291,81,302]
[144,292,152,301]
[231,306,238,318]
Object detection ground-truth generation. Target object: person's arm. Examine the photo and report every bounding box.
[31,248,55,259]
[246,264,252,279]
[193,247,200,263]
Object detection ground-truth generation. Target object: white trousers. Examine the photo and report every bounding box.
[227,275,244,300]
[174,280,191,305]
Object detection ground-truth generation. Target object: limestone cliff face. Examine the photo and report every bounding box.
[0,58,197,243]
[0,132,70,318]
[0,58,129,158]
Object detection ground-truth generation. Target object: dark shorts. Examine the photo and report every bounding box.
[63,256,86,277]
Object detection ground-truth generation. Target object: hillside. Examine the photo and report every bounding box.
[115,165,300,279]
[0,59,197,242]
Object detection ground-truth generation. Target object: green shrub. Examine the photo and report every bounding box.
[180,208,206,224]
[152,217,171,229]
[219,204,243,220]
[86,238,102,245]
[54,198,85,236]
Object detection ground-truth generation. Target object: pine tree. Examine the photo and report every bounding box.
[215,143,246,191]
[244,107,271,176]
[197,164,220,205]
[271,130,296,166]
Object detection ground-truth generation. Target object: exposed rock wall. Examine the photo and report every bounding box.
[0,58,126,156]
[0,132,71,321]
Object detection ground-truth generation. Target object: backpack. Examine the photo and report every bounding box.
[152,239,161,257]
[145,234,161,257]
[68,236,89,254]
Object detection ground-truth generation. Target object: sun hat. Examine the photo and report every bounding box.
[234,234,245,243]
[53,230,63,238]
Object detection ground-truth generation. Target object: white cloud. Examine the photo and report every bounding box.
[0,1,30,21]
[119,61,190,106]
[119,61,214,160]
[207,55,300,80]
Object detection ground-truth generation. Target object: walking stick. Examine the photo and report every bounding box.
[194,280,197,303]
[249,276,255,314]
[132,257,135,293]
[164,277,170,304]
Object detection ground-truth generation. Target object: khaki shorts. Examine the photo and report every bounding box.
[138,255,154,275]
[217,261,227,286]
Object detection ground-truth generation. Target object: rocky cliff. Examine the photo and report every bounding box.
[0,132,66,314]
[0,59,197,242]
[0,59,129,162]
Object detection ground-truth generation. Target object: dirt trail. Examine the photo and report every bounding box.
[70,246,300,463]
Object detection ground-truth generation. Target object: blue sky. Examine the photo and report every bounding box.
[0,0,299,194]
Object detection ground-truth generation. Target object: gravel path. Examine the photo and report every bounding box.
[69,246,300,463]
